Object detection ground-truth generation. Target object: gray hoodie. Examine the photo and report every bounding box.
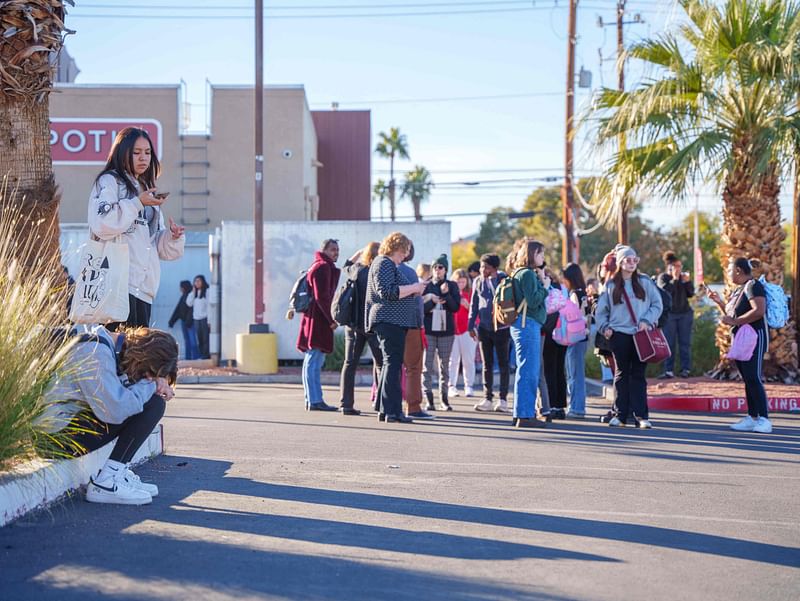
[595,275,663,336]
[37,326,157,433]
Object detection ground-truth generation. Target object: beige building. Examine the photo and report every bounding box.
[50,83,329,228]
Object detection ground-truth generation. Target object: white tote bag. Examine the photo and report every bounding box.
[69,237,130,324]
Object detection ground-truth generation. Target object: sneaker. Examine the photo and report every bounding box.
[448,387,460,398]
[658,371,675,380]
[566,411,585,419]
[439,404,453,412]
[474,399,494,412]
[464,387,475,398]
[86,476,152,505]
[753,417,773,434]
[679,370,691,378]
[425,403,436,411]
[514,417,546,428]
[608,417,624,427]
[638,419,652,429]
[123,468,159,497]
[407,410,436,420]
[730,415,756,432]
[493,400,510,413]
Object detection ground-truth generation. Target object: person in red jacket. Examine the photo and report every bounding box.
[297,239,341,411]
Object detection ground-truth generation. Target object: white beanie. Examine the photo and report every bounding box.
[615,245,637,265]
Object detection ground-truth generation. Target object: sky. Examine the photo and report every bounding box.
[61,0,795,242]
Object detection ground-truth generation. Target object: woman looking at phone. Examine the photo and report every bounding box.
[88,127,185,328]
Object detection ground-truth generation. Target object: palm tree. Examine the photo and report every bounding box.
[374,127,410,221]
[372,179,388,221]
[586,0,800,381]
[401,166,434,222]
[0,1,69,268]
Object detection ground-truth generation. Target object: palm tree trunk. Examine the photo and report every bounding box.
[712,145,798,382]
[0,96,61,271]
[413,197,421,221]
[389,154,396,221]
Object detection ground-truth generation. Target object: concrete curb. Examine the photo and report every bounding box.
[177,373,373,386]
[0,425,163,527]
[586,378,800,413]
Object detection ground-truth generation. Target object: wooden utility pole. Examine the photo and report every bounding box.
[254,0,265,324]
[616,0,629,245]
[793,162,800,349]
[562,0,579,265]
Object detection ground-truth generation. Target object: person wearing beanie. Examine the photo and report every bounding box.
[422,253,460,410]
[595,246,663,429]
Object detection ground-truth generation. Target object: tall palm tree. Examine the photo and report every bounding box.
[374,127,410,221]
[0,1,69,268]
[401,166,434,222]
[586,0,800,380]
[372,178,388,221]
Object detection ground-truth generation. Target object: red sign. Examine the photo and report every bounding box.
[50,118,162,165]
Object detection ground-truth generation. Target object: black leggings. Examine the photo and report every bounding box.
[107,294,152,331]
[69,395,166,463]
[735,326,769,418]
[610,332,649,422]
[543,331,568,410]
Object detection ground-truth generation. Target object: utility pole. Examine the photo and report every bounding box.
[616,0,629,245]
[792,162,800,350]
[253,0,265,325]
[562,0,579,266]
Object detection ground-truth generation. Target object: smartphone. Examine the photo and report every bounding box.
[153,192,170,200]
[698,282,708,292]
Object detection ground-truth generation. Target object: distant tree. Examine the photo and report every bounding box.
[474,207,523,258]
[373,179,388,220]
[401,165,434,221]
[374,127,410,221]
[451,239,479,271]
[661,212,724,282]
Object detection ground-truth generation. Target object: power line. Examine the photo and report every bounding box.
[78,1,537,9]
[312,91,563,106]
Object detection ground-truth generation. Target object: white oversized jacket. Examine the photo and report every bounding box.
[88,172,184,303]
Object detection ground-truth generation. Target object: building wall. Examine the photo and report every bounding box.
[221,221,451,361]
[50,84,324,228]
[311,110,371,220]
[50,85,182,225]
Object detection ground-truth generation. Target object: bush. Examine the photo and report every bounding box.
[323,331,346,371]
[0,194,82,470]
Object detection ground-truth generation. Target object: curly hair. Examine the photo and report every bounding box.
[378,232,411,257]
[119,328,179,386]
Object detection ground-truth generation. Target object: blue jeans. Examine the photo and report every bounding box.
[664,311,693,373]
[302,348,325,406]
[510,316,541,419]
[565,339,587,414]
[181,321,199,360]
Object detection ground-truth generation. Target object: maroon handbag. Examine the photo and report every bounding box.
[621,289,672,364]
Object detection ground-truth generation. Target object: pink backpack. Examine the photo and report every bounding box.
[553,299,587,346]
[726,324,758,361]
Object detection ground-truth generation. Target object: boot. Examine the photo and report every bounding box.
[425,391,436,411]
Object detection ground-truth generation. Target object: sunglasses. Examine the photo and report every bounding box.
[620,256,640,264]
[434,265,446,270]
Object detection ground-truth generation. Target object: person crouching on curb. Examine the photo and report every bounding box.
[39,326,178,505]
[594,246,662,429]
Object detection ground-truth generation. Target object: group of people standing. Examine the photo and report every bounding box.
[168,275,211,360]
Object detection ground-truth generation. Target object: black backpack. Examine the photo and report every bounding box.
[288,270,311,314]
[331,270,358,327]
[653,277,673,329]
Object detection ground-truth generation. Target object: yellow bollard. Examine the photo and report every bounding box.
[236,332,278,374]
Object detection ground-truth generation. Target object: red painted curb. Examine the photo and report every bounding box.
[647,396,800,413]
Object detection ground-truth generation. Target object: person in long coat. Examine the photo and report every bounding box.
[297,239,341,410]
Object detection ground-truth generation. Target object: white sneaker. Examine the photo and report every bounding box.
[86,476,152,505]
[474,399,494,412]
[464,387,475,398]
[730,415,756,432]
[608,417,623,427]
[124,468,159,497]
[753,417,773,434]
[638,419,652,429]
[493,400,510,413]
[448,387,460,398]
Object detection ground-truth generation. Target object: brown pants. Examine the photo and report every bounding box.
[403,328,424,413]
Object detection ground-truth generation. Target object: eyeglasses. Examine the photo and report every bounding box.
[620,256,640,264]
